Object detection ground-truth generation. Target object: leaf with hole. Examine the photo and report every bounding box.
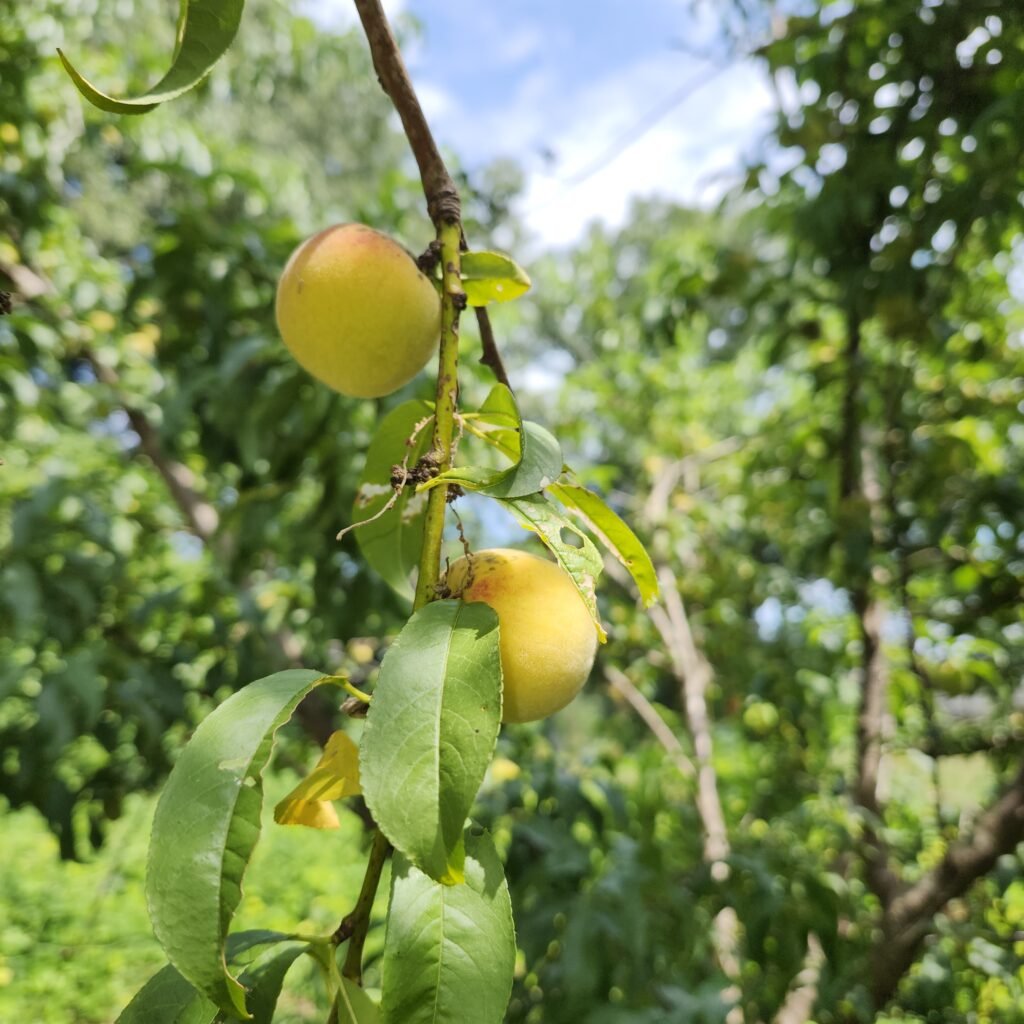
[549,481,659,606]
[360,601,502,883]
[380,828,515,1024]
[496,492,607,641]
[58,0,245,114]
[351,400,435,601]
[460,251,531,306]
[147,670,332,1016]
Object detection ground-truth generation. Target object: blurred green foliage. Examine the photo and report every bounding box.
[2,0,1023,1022]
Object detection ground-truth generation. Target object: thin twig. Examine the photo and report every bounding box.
[475,307,510,386]
[352,0,457,222]
[336,829,392,982]
[651,567,730,875]
[604,665,695,779]
[773,933,824,1024]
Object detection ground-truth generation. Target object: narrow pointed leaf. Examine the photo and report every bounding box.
[360,602,502,883]
[460,251,531,306]
[352,400,434,601]
[497,492,607,641]
[147,670,330,1016]
[381,829,515,1024]
[58,0,245,114]
[548,482,659,606]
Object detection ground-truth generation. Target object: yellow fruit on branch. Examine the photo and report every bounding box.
[275,223,440,398]
[444,547,598,723]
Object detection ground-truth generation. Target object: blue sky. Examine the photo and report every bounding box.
[304,0,775,247]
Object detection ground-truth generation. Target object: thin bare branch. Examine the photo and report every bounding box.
[0,258,50,299]
[773,933,824,1024]
[650,567,730,874]
[353,0,458,223]
[604,665,695,779]
[83,349,221,542]
[475,306,510,387]
[642,437,742,526]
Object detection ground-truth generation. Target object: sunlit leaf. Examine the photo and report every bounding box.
[496,493,607,641]
[380,829,515,1024]
[147,670,332,1016]
[548,481,658,606]
[460,251,531,306]
[331,977,381,1024]
[58,0,245,114]
[360,601,501,883]
[426,384,561,497]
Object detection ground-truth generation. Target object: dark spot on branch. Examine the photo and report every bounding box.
[0,291,11,316]
[416,240,442,276]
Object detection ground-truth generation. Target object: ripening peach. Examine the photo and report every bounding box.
[275,224,440,398]
[444,548,598,723]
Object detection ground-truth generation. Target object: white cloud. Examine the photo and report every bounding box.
[516,56,774,247]
[299,2,773,249]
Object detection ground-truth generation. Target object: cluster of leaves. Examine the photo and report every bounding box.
[41,8,666,1022]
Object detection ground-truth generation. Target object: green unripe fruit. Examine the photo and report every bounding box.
[444,548,598,723]
[275,223,440,398]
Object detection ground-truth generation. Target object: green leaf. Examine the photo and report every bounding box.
[352,400,435,601]
[427,424,561,499]
[116,932,293,1024]
[147,669,330,1017]
[237,941,310,1024]
[381,829,516,1024]
[331,977,382,1024]
[548,482,659,606]
[57,0,245,114]
[426,384,561,498]
[115,964,215,1024]
[473,383,521,448]
[459,251,531,306]
[497,493,607,641]
[360,602,502,883]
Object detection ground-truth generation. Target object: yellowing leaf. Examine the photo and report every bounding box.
[274,730,362,828]
[274,798,340,829]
